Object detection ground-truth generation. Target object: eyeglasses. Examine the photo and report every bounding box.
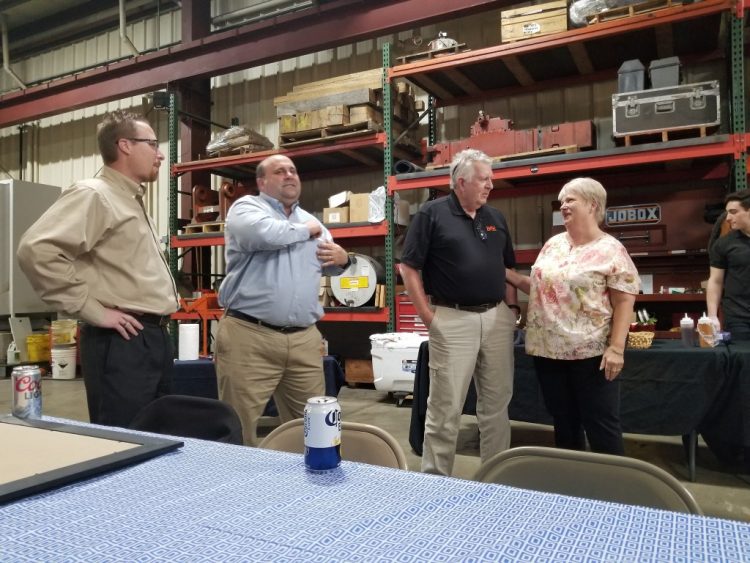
[475,217,488,241]
[125,138,159,149]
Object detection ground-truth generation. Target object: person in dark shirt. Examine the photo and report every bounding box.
[400,149,519,476]
[707,189,750,340]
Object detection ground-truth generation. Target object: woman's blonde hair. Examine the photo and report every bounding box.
[559,177,607,224]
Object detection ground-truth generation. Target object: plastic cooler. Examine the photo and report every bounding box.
[369,333,428,393]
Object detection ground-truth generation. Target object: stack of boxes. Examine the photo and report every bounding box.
[323,190,371,225]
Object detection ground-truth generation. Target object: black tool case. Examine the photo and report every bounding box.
[612,81,720,137]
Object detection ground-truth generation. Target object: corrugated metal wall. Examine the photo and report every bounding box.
[0,11,180,234]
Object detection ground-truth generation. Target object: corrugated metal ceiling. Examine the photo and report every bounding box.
[0,0,176,60]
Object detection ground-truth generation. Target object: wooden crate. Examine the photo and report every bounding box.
[296,105,349,132]
[345,358,374,384]
[501,0,568,43]
[280,105,350,134]
[349,104,381,125]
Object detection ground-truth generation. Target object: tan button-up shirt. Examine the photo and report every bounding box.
[17,166,179,325]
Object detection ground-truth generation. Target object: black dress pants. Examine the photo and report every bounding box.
[533,355,624,455]
[80,322,174,427]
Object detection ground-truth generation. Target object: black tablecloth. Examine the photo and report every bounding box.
[173,357,346,417]
[409,340,747,471]
[698,341,750,469]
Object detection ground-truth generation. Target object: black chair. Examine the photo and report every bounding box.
[129,395,244,445]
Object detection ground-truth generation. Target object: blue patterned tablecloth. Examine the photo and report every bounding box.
[2,431,750,562]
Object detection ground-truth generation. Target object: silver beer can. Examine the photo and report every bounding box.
[12,365,43,419]
[303,396,341,472]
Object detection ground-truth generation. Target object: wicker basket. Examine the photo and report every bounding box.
[627,331,655,350]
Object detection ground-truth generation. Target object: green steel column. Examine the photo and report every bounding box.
[383,43,395,332]
[168,91,179,348]
[730,10,747,192]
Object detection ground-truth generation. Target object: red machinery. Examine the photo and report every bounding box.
[427,111,595,167]
[192,185,220,223]
[219,181,257,219]
[191,181,257,223]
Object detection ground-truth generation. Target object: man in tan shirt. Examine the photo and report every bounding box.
[17,110,179,427]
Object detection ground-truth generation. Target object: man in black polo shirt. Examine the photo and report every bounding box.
[707,189,750,340]
[400,148,519,476]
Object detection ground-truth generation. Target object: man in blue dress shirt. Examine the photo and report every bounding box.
[216,154,350,445]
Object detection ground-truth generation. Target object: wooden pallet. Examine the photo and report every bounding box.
[208,145,273,158]
[396,43,469,65]
[279,121,381,147]
[492,145,579,162]
[620,125,711,147]
[588,0,682,24]
[183,221,225,234]
[425,145,579,170]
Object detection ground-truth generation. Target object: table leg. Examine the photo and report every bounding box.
[683,431,697,482]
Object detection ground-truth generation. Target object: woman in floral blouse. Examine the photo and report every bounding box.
[507,177,640,454]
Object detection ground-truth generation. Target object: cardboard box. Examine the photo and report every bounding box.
[328,190,352,208]
[501,0,568,43]
[349,193,370,223]
[323,207,349,224]
[345,358,374,384]
[278,114,297,134]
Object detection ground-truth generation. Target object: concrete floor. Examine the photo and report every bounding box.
[3,376,749,522]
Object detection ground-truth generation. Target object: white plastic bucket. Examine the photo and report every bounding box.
[51,345,77,379]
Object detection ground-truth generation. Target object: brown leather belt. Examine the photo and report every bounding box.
[431,299,500,313]
[226,309,308,333]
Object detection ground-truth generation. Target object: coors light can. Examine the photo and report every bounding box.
[12,365,43,419]
[304,396,341,472]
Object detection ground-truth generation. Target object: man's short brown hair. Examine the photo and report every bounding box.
[97,110,150,165]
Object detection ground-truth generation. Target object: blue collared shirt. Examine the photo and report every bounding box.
[218,192,343,327]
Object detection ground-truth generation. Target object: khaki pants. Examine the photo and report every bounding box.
[215,315,325,446]
[422,303,516,476]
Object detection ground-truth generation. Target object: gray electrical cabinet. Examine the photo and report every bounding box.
[0,179,62,316]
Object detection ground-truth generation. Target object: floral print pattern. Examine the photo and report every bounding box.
[525,232,640,360]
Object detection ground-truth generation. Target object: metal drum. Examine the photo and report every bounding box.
[330,253,384,307]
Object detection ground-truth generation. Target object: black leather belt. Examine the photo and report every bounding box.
[226,309,308,333]
[431,298,500,313]
[133,313,171,327]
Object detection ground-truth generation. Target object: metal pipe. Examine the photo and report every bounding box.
[120,0,140,56]
[1,14,26,89]
[212,0,313,27]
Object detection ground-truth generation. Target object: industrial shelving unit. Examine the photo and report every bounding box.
[383,0,746,327]
[170,102,416,328]
[167,0,747,335]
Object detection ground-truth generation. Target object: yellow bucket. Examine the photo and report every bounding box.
[26,333,51,362]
